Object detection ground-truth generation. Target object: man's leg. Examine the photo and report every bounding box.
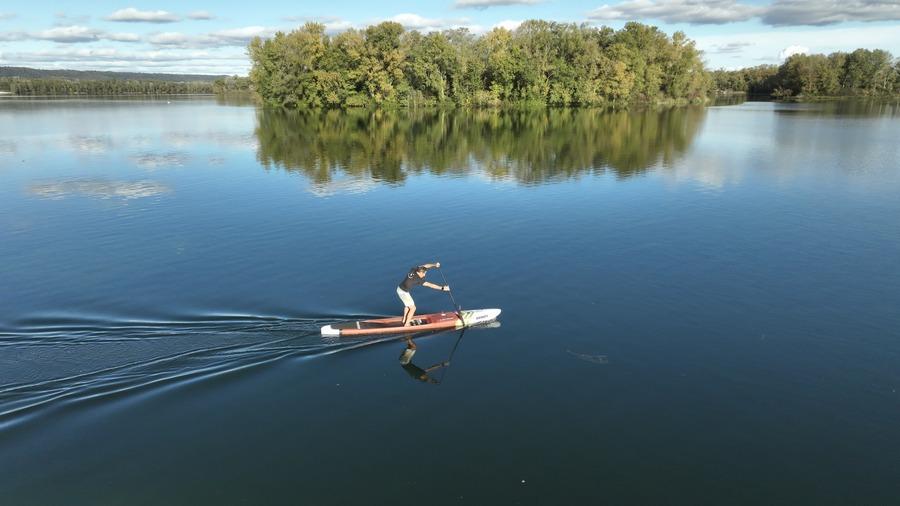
[403,305,416,326]
[398,287,416,326]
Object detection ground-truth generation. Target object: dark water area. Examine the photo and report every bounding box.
[1,97,899,504]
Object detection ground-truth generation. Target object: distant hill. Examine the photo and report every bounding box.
[0,66,228,82]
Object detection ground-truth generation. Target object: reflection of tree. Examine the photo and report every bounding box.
[215,93,257,107]
[254,106,706,185]
[774,100,900,118]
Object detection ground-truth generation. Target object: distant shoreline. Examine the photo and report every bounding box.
[0,93,215,98]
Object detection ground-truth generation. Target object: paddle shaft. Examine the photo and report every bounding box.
[437,328,465,385]
[437,266,462,317]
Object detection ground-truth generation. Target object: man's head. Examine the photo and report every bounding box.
[415,266,427,277]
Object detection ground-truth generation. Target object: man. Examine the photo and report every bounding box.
[397,262,449,326]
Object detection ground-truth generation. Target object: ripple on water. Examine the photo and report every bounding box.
[0,312,428,433]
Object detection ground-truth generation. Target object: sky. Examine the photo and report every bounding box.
[0,1,899,75]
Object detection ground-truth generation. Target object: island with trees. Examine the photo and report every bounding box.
[248,20,710,108]
[3,21,897,104]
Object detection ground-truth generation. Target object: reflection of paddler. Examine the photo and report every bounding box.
[399,340,448,384]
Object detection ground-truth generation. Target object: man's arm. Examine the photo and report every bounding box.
[420,262,441,270]
[423,282,449,291]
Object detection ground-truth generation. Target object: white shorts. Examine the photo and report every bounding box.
[397,286,415,307]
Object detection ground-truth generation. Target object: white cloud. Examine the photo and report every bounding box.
[35,26,103,43]
[695,25,900,68]
[188,11,215,20]
[389,13,448,30]
[387,13,472,32]
[711,41,754,54]
[211,26,275,42]
[322,20,355,33]
[147,32,195,46]
[763,0,900,26]
[0,48,248,73]
[146,26,277,49]
[0,47,246,64]
[0,12,17,21]
[464,19,523,34]
[282,16,356,33]
[454,0,541,8]
[779,45,808,59]
[107,32,141,42]
[588,0,762,24]
[493,19,524,30]
[0,31,26,41]
[588,0,900,26]
[22,25,141,44]
[105,8,179,23]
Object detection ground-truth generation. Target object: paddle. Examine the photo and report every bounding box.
[436,328,466,385]
[437,264,463,321]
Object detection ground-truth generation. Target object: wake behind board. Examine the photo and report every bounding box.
[321,308,501,337]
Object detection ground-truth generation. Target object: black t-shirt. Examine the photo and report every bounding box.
[399,267,426,291]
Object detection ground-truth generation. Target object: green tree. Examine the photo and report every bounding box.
[479,28,516,104]
[843,49,894,94]
[403,31,458,104]
[361,22,407,104]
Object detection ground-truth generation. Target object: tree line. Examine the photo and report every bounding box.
[712,48,900,98]
[248,20,710,108]
[0,77,215,96]
[212,76,252,94]
[0,66,223,82]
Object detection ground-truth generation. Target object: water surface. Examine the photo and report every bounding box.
[1,97,899,505]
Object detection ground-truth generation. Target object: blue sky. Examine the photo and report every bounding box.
[1,1,899,75]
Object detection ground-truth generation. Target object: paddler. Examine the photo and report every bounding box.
[398,262,450,326]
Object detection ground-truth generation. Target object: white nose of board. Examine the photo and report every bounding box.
[463,308,502,325]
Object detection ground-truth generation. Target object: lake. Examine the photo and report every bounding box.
[1,97,899,505]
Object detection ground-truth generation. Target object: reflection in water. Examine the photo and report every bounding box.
[255,107,706,186]
[769,101,900,183]
[68,135,112,155]
[28,180,171,200]
[215,93,257,107]
[306,177,379,197]
[773,100,900,118]
[399,346,448,384]
[130,152,190,169]
[398,331,464,385]
[163,132,257,150]
[709,95,748,107]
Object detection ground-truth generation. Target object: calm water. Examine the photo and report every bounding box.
[1,97,899,505]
